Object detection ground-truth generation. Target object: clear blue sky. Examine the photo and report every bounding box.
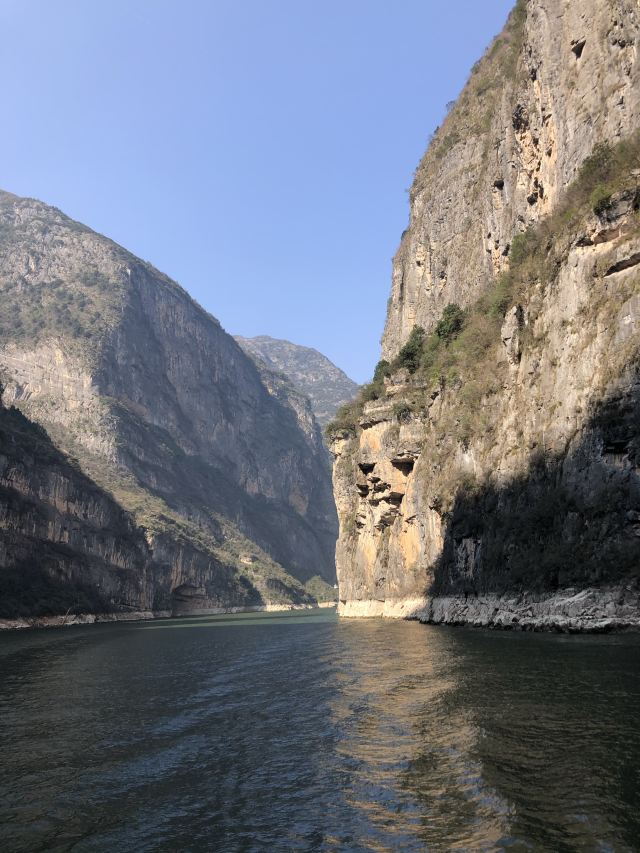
[1,0,513,383]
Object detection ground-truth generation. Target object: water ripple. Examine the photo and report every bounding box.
[0,611,639,851]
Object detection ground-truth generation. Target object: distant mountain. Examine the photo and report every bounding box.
[235,336,359,428]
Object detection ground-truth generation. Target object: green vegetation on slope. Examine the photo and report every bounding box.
[303,575,337,603]
[0,202,124,355]
[327,131,640,440]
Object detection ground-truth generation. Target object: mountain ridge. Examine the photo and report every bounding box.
[0,190,338,620]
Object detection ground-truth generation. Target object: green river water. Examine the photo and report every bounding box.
[1,608,639,851]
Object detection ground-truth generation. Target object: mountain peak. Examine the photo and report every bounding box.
[235,335,358,428]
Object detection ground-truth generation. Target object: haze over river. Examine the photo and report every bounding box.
[1,609,639,851]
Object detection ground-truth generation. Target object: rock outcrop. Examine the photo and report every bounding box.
[0,192,337,620]
[330,0,640,629]
[235,335,359,428]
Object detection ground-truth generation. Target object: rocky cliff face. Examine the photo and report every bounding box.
[383,0,640,354]
[330,0,640,629]
[0,398,153,619]
[235,335,359,428]
[0,192,337,620]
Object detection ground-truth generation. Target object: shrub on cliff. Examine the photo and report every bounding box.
[579,142,614,185]
[325,401,359,436]
[373,359,392,383]
[590,185,613,215]
[396,326,425,373]
[435,304,465,343]
[360,382,382,402]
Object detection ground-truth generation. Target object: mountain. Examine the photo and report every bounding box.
[0,191,337,623]
[328,0,640,630]
[235,336,358,427]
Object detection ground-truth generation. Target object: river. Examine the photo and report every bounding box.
[1,609,639,851]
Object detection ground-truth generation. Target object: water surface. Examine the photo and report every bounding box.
[1,609,639,851]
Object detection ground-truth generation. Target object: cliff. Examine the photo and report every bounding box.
[0,397,153,619]
[330,0,640,630]
[235,335,359,428]
[0,192,337,621]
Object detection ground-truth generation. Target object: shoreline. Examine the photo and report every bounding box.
[0,601,337,632]
[337,585,640,633]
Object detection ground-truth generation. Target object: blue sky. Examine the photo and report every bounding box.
[1,0,514,383]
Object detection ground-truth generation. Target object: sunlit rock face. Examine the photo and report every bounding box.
[383,0,640,356]
[331,0,640,627]
[0,191,337,620]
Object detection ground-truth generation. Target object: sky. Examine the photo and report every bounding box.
[0,0,514,383]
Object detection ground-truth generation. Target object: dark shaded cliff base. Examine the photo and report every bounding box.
[336,376,640,632]
[0,396,323,621]
[0,402,151,619]
[426,375,640,608]
[420,585,640,633]
[338,585,640,632]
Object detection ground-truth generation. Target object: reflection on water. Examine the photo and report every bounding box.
[330,622,510,851]
[0,609,639,851]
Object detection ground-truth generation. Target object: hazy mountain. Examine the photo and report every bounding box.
[235,335,358,428]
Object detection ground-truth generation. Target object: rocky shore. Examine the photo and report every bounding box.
[339,586,640,632]
[0,601,337,631]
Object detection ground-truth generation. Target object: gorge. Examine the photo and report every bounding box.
[1,0,640,635]
[3,2,640,849]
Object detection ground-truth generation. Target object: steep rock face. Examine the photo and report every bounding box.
[331,0,640,627]
[236,335,359,427]
[0,399,153,618]
[0,396,295,623]
[383,0,639,355]
[0,192,337,618]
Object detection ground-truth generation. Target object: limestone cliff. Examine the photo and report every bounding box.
[0,192,337,620]
[0,397,153,619]
[330,0,640,629]
[383,0,639,353]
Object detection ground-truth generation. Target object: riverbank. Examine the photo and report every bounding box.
[338,585,640,632]
[0,601,337,631]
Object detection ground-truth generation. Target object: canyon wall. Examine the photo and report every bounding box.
[383,0,639,352]
[0,192,337,620]
[330,0,640,629]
